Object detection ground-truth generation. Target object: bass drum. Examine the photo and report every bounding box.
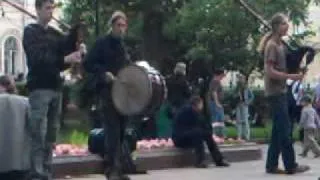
[112,61,167,116]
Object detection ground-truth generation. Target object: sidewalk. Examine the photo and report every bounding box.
[56,145,320,180]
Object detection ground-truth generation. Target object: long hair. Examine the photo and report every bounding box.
[64,23,85,55]
[257,13,287,54]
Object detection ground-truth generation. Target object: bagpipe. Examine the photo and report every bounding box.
[237,0,317,74]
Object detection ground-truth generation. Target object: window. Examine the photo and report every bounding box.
[4,36,19,75]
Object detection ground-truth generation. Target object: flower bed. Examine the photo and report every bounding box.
[53,136,248,157]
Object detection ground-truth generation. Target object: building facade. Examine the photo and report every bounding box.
[0,0,62,77]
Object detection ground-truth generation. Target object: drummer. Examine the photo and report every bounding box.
[83,10,131,180]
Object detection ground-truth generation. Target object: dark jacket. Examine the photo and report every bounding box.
[172,105,208,139]
[82,34,130,93]
[23,24,66,91]
[166,74,191,107]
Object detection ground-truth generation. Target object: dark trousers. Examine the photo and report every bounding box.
[288,103,304,141]
[100,90,127,178]
[0,170,28,180]
[173,128,223,164]
[140,115,157,139]
[266,94,297,171]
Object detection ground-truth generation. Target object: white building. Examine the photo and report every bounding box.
[0,0,62,76]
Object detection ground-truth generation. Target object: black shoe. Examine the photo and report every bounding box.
[109,176,122,180]
[266,168,286,174]
[286,165,310,174]
[195,162,208,168]
[129,169,148,174]
[108,175,131,180]
[216,160,230,167]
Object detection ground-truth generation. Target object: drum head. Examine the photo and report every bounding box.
[112,65,152,115]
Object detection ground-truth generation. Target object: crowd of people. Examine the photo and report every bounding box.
[2,0,320,179]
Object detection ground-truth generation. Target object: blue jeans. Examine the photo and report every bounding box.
[210,101,225,122]
[28,90,62,180]
[236,103,250,140]
[266,94,297,171]
[210,101,225,137]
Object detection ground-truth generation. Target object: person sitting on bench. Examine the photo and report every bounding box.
[172,95,230,168]
[0,75,30,180]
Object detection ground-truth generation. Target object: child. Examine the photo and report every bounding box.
[299,95,320,158]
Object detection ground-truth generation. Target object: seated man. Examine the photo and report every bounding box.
[172,96,230,168]
[0,75,30,180]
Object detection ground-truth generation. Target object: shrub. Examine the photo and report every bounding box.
[223,87,270,125]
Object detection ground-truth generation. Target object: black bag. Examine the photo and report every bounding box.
[88,128,105,156]
[87,126,139,157]
[87,127,139,173]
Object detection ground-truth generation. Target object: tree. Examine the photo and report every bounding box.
[61,0,187,69]
[60,0,319,79]
[164,0,319,80]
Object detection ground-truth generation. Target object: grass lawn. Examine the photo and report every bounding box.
[226,124,300,141]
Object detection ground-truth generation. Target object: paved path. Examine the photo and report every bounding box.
[57,145,320,180]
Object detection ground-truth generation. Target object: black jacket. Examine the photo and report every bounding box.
[166,74,191,107]
[172,105,210,138]
[82,34,130,92]
[23,24,66,91]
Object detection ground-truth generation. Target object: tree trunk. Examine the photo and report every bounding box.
[142,10,166,69]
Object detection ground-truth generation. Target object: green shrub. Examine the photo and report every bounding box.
[16,82,28,96]
[223,88,270,121]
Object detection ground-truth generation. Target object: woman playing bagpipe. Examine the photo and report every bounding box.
[237,0,317,174]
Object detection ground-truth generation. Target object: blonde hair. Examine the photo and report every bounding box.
[257,13,287,54]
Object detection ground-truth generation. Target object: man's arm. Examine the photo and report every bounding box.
[212,91,222,108]
[83,39,109,75]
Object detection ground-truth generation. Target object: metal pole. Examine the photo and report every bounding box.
[95,0,99,37]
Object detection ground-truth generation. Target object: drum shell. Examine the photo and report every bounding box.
[112,63,167,116]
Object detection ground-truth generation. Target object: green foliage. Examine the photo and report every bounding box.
[223,88,269,119]
[167,0,260,73]
[60,0,319,78]
[16,82,28,96]
[58,130,88,145]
